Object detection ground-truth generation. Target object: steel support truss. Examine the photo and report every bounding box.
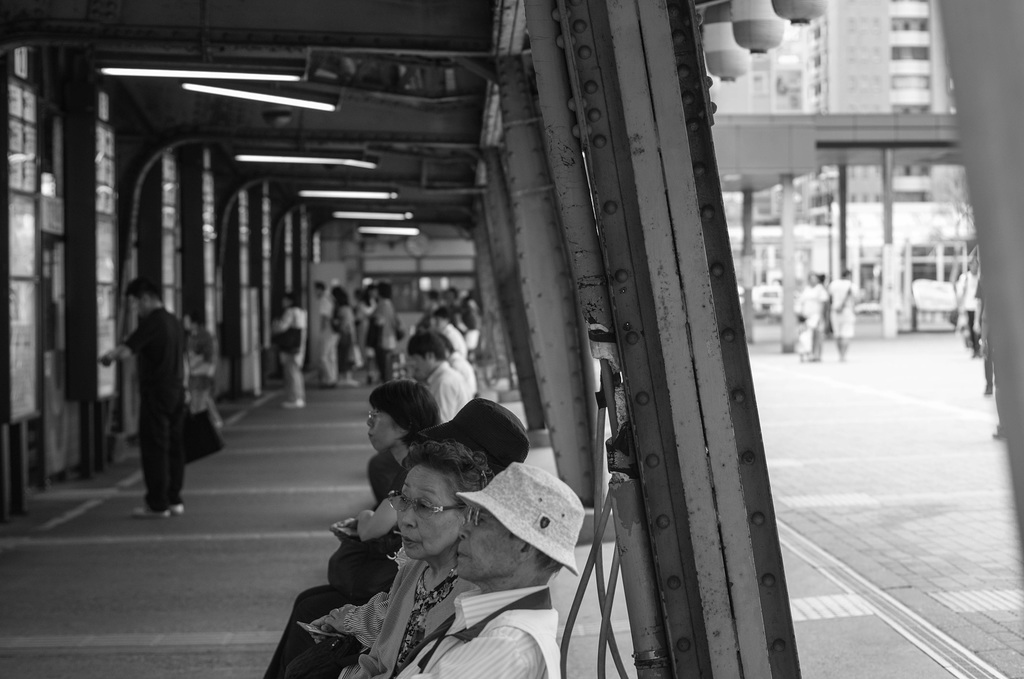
[494,57,596,501]
[523,0,800,676]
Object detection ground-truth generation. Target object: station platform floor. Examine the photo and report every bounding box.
[0,325,1020,679]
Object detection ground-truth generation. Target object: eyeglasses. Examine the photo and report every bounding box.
[387,490,464,518]
[466,505,493,527]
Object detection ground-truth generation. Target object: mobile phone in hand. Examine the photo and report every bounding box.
[296,621,345,639]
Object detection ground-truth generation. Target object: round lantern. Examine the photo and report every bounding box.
[772,0,826,25]
[703,3,750,81]
[731,0,787,54]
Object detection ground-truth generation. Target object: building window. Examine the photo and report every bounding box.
[892,75,930,90]
[892,18,929,31]
[892,46,930,61]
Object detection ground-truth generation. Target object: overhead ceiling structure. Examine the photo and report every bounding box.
[0,0,507,235]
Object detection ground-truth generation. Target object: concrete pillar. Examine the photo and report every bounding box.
[780,174,797,353]
[741,188,755,342]
[881,148,898,338]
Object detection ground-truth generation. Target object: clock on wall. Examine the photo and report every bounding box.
[405,233,429,256]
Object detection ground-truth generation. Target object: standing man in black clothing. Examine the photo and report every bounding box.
[100,278,187,518]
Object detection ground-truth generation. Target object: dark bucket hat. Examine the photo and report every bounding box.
[417,398,529,473]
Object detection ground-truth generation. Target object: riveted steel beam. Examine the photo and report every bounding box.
[480,150,545,430]
[496,56,594,503]
[471,199,514,384]
[522,0,614,342]
[0,0,492,55]
[550,0,799,676]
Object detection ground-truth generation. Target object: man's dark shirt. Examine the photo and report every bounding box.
[125,307,184,406]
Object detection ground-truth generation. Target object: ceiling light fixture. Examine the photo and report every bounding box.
[334,211,413,221]
[101,67,301,81]
[235,154,377,169]
[358,226,421,236]
[299,190,397,200]
[182,83,336,111]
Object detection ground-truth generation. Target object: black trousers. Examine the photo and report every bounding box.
[138,388,186,511]
[374,348,394,383]
[263,585,354,679]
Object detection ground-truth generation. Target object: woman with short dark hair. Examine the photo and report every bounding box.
[262,380,440,679]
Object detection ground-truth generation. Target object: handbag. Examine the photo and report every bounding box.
[273,326,302,353]
[184,409,224,463]
[327,531,401,601]
[283,632,365,679]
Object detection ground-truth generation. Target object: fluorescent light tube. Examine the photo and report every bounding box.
[101,68,301,81]
[358,226,421,236]
[235,155,377,169]
[182,83,336,111]
[333,211,413,221]
[299,190,397,199]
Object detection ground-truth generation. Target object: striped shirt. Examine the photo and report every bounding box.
[396,586,555,679]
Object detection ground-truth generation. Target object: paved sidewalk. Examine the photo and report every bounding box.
[0,328,1021,678]
[751,327,1022,679]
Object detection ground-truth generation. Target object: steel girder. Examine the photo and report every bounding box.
[0,0,492,55]
[495,56,595,503]
[480,149,546,430]
[523,0,800,676]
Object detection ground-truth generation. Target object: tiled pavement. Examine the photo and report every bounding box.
[1,326,1021,678]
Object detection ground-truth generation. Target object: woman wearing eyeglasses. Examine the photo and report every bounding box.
[295,439,491,679]
[264,380,440,679]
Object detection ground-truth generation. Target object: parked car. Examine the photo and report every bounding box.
[752,284,783,317]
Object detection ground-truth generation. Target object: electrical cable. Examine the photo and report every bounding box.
[598,547,627,679]
[559,383,629,679]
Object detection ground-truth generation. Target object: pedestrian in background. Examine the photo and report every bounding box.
[357,285,378,385]
[956,254,981,358]
[406,331,473,422]
[796,273,829,363]
[183,309,222,428]
[827,269,858,362]
[273,292,308,408]
[315,281,339,388]
[332,285,359,387]
[371,281,401,383]
[99,277,186,518]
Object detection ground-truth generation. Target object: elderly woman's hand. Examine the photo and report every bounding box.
[308,607,347,634]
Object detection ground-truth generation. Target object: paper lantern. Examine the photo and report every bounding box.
[702,3,751,81]
[772,0,827,25]
[770,0,827,24]
[731,0,787,54]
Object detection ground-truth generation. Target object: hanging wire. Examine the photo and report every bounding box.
[559,364,630,679]
[597,547,625,679]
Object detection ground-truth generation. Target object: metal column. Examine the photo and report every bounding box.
[496,57,596,500]
[480,149,546,430]
[780,175,797,353]
[741,188,756,342]
[881,148,898,338]
[470,202,513,385]
[837,164,848,273]
[542,0,799,675]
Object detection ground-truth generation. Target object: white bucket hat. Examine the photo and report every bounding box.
[457,462,585,574]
